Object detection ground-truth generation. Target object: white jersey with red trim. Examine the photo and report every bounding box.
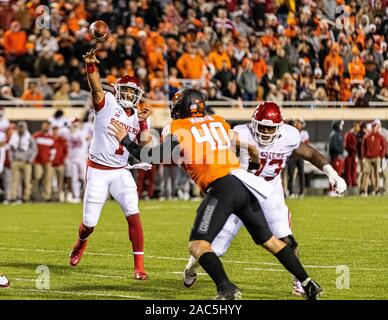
[234,123,301,184]
[88,91,145,168]
[67,128,90,161]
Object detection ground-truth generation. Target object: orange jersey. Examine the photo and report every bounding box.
[163,114,240,191]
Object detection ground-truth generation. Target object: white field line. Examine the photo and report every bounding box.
[243,268,285,272]
[171,271,207,276]
[313,237,385,244]
[1,246,386,272]
[9,288,145,299]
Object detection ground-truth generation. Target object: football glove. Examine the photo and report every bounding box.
[322,164,347,195]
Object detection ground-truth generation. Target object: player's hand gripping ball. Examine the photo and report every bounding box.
[89,20,109,41]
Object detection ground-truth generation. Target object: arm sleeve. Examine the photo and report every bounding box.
[120,133,180,164]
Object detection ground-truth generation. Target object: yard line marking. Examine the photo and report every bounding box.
[10,278,36,282]
[243,268,285,272]
[170,271,207,276]
[10,288,146,300]
[2,246,387,272]
[91,274,127,279]
[313,237,384,244]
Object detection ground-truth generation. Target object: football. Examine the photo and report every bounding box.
[89,20,109,40]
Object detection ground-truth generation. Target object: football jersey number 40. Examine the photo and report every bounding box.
[191,122,231,151]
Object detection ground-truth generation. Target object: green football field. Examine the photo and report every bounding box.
[0,197,387,300]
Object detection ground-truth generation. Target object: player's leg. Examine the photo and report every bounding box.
[189,175,244,299]
[287,158,296,197]
[235,191,322,300]
[362,159,371,194]
[43,163,53,201]
[32,163,43,201]
[136,170,145,198]
[109,169,147,280]
[373,158,380,193]
[383,158,388,194]
[70,162,82,202]
[296,158,305,197]
[183,214,243,288]
[69,167,109,266]
[260,181,304,295]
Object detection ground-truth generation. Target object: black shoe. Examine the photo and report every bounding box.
[302,279,322,300]
[215,283,242,300]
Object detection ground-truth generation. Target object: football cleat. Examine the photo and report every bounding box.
[0,275,10,288]
[69,239,88,267]
[134,270,148,280]
[292,277,305,297]
[215,283,242,300]
[302,279,322,300]
[183,269,197,288]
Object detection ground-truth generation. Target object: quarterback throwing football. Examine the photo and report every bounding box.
[69,49,151,280]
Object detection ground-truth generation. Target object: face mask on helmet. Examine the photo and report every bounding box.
[250,119,281,145]
[113,83,144,109]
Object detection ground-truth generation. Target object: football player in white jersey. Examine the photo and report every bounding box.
[69,49,151,280]
[67,118,91,203]
[183,101,347,296]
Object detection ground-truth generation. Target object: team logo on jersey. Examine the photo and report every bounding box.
[114,108,123,118]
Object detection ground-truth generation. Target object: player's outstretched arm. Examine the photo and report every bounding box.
[293,142,347,194]
[293,142,328,170]
[83,48,104,107]
[108,120,180,164]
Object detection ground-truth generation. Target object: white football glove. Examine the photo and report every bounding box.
[322,164,347,195]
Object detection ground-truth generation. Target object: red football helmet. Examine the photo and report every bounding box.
[251,101,283,145]
[112,75,144,109]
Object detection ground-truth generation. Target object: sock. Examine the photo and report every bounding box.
[78,223,94,241]
[198,252,230,291]
[274,245,309,283]
[126,214,145,272]
[186,255,200,272]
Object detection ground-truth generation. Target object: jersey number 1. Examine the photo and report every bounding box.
[191,122,230,150]
[115,144,125,155]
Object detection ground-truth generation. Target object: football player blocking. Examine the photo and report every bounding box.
[183,102,347,297]
[69,49,152,280]
[108,89,341,300]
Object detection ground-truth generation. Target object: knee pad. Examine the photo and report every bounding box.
[279,235,298,250]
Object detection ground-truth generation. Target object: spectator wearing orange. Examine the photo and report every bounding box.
[148,46,165,72]
[21,83,43,108]
[341,78,352,101]
[176,43,204,79]
[207,42,231,72]
[348,54,365,83]
[251,51,267,82]
[324,43,344,76]
[3,21,27,59]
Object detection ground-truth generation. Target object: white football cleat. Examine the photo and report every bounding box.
[292,277,305,297]
[0,275,10,288]
[183,269,197,288]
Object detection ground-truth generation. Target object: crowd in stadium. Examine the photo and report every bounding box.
[0,0,387,106]
[1,106,388,204]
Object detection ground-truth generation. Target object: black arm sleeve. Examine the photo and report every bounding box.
[120,133,181,164]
